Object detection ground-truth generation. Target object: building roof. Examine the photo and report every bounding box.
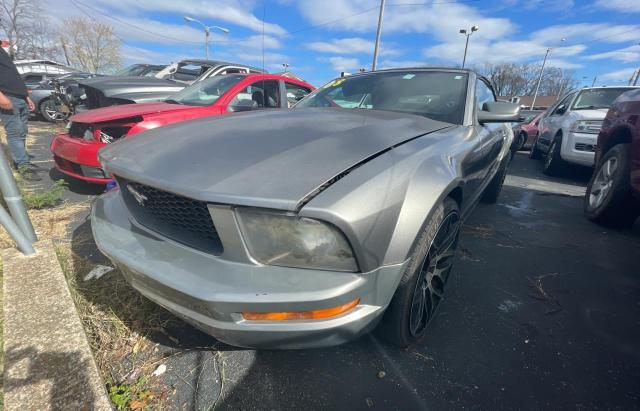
[499,95,559,109]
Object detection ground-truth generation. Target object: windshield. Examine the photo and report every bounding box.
[115,65,162,77]
[166,74,245,106]
[296,71,468,124]
[572,88,635,110]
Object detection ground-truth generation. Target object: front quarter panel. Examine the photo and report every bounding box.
[300,126,470,272]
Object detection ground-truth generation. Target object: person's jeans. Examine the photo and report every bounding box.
[0,95,29,167]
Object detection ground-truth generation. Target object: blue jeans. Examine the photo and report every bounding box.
[0,95,29,167]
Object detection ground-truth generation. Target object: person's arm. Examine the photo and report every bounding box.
[0,90,13,111]
[26,90,35,112]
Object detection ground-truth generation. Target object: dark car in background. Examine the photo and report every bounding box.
[30,72,103,122]
[113,64,166,77]
[584,89,640,226]
[77,60,265,110]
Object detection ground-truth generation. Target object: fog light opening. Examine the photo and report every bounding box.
[242,298,360,321]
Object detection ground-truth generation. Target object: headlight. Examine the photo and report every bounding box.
[236,208,358,272]
[571,120,603,134]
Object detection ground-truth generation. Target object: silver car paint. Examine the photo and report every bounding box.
[92,69,514,348]
[92,191,408,348]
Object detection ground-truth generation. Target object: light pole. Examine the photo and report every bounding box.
[459,25,478,68]
[372,0,386,71]
[531,38,565,110]
[184,16,230,60]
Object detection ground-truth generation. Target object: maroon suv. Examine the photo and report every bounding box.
[584,89,640,226]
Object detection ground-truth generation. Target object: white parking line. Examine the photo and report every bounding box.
[505,175,586,197]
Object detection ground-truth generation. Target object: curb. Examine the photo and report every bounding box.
[2,240,112,410]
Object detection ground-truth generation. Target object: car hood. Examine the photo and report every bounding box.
[571,109,609,120]
[79,76,185,98]
[71,102,196,124]
[100,108,453,211]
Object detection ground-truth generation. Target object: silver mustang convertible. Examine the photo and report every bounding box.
[92,68,518,348]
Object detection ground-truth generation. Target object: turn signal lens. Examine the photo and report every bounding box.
[242,298,360,321]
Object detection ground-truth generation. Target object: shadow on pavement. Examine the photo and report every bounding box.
[49,168,106,196]
[4,346,98,410]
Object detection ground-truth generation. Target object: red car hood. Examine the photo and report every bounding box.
[71,102,196,123]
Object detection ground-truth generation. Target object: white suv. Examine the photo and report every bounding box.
[530,87,639,175]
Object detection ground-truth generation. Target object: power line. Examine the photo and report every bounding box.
[288,0,481,35]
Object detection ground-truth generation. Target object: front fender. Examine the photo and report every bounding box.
[300,129,464,272]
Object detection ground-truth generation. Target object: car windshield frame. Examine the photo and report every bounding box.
[166,74,246,106]
[295,70,469,125]
[571,88,636,110]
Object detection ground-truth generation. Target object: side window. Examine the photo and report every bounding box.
[285,82,312,107]
[551,93,574,115]
[228,80,280,112]
[475,79,496,112]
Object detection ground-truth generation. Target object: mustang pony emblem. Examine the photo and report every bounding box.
[127,185,148,206]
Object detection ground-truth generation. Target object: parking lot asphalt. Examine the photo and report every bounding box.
[40,119,638,410]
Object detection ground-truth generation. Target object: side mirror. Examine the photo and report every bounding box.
[230,99,258,112]
[555,105,567,115]
[478,101,520,124]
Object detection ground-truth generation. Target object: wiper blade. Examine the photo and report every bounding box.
[165,99,182,105]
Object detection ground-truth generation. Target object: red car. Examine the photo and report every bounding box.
[512,110,543,151]
[584,88,640,226]
[51,74,314,183]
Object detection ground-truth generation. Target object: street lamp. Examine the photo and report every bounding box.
[459,25,479,68]
[531,38,565,110]
[183,16,230,60]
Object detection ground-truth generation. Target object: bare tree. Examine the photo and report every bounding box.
[60,17,121,73]
[0,0,40,59]
[19,16,62,61]
[482,63,578,97]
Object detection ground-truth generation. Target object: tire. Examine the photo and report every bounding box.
[584,144,638,227]
[39,98,67,122]
[529,135,543,159]
[377,198,460,347]
[542,135,567,176]
[515,132,526,152]
[481,158,509,204]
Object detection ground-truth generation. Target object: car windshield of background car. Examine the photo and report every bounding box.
[573,88,634,110]
[166,74,245,106]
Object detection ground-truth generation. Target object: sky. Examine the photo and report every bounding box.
[40,0,640,88]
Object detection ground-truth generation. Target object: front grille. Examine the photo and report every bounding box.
[575,143,596,152]
[54,155,83,175]
[116,177,223,255]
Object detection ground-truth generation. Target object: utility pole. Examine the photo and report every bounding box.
[459,26,479,69]
[531,48,550,110]
[184,17,230,60]
[60,36,71,66]
[371,0,386,71]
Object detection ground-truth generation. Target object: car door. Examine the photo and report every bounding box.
[282,81,313,108]
[476,78,506,181]
[463,78,501,200]
[226,79,281,112]
[538,92,575,151]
